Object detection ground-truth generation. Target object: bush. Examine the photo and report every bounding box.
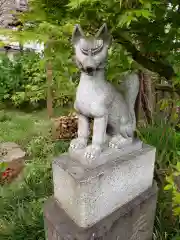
[0,52,76,109]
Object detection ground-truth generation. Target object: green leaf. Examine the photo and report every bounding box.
[160,99,169,110]
[176,100,180,107]
[173,192,180,204]
[0,162,8,173]
[173,206,180,216]
[68,0,93,8]
[175,162,180,173]
[164,184,172,191]
[143,3,151,10]
[141,10,154,19]
[166,176,174,184]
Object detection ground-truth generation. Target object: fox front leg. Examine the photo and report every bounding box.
[84,115,108,160]
[69,113,90,152]
[109,116,133,149]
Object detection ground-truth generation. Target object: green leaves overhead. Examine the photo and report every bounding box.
[5,0,179,81]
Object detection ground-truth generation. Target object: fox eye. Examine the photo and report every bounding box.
[80,39,104,56]
[80,47,102,56]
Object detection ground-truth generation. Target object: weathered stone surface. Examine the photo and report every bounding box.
[0,142,26,162]
[53,144,155,228]
[44,182,158,240]
[0,142,25,183]
[69,139,142,168]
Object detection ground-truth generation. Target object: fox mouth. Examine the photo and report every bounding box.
[85,67,94,75]
[75,58,104,75]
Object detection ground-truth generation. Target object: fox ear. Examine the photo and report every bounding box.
[72,24,84,45]
[95,23,111,45]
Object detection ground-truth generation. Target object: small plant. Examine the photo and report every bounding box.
[0,162,9,184]
[0,162,7,175]
[164,161,180,217]
[26,135,55,158]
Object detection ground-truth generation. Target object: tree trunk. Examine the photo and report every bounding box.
[46,61,53,118]
[136,70,153,125]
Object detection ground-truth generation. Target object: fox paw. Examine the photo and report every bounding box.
[69,138,87,152]
[109,135,132,149]
[84,145,102,161]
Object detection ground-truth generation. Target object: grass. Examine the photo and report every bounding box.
[139,122,180,240]
[0,109,69,240]
[0,109,179,240]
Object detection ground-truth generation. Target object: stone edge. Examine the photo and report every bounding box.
[52,143,156,183]
[44,182,158,235]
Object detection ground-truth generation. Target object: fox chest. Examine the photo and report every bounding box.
[74,82,107,117]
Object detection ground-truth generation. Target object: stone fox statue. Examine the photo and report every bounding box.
[69,23,140,161]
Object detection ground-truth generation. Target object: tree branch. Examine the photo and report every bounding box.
[113,31,176,80]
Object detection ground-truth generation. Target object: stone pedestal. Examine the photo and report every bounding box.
[44,143,157,239]
[44,182,158,240]
[52,144,155,228]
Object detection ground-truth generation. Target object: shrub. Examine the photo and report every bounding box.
[0,52,76,109]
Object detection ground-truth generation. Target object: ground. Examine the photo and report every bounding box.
[0,109,179,240]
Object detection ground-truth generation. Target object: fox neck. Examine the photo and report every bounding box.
[80,69,106,83]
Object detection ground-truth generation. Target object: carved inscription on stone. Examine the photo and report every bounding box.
[50,226,75,240]
[52,229,62,240]
[130,214,147,240]
[46,224,61,240]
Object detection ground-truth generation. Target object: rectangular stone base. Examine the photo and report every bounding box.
[53,144,156,228]
[44,182,158,240]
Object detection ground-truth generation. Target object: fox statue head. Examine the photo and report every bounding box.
[72,23,111,75]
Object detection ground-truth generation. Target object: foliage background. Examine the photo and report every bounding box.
[0,0,179,239]
[0,52,76,108]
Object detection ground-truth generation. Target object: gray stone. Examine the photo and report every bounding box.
[69,24,140,163]
[53,144,156,228]
[0,142,26,162]
[44,182,158,240]
[0,142,25,184]
[0,0,28,27]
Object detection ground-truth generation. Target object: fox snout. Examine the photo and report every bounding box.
[80,57,96,75]
[85,66,94,75]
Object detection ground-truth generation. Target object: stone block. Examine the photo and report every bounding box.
[53,144,156,228]
[44,182,158,240]
[0,142,25,184]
